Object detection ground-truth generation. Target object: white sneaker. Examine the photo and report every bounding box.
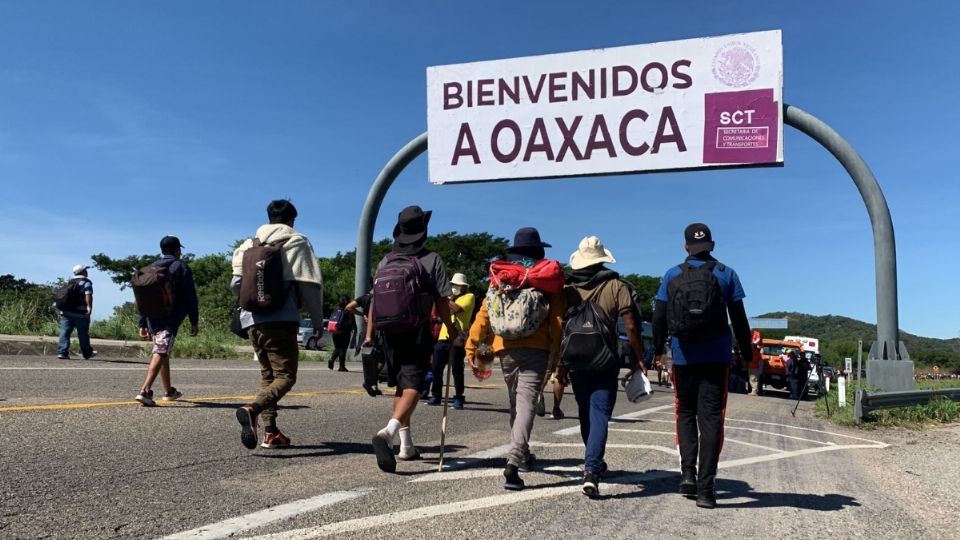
[135,391,156,407]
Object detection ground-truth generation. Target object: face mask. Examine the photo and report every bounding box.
[451,286,462,296]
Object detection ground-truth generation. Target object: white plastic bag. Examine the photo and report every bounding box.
[626,371,653,403]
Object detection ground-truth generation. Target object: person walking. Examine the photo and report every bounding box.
[466,227,566,491]
[428,273,475,410]
[346,290,383,397]
[329,296,354,372]
[134,236,199,406]
[56,264,96,360]
[556,236,646,497]
[231,199,325,450]
[652,223,752,509]
[366,206,459,472]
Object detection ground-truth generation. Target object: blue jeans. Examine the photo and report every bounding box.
[58,314,93,358]
[570,369,619,474]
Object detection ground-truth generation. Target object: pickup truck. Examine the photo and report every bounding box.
[755,338,805,396]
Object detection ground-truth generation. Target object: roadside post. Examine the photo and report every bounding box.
[838,376,847,407]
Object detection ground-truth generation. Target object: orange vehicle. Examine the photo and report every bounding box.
[755,337,804,395]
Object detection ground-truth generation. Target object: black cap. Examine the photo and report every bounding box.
[506,227,552,253]
[392,206,432,245]
[160,235,184,254]
[684,223,714,254]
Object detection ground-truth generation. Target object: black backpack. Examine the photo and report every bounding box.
[131,261,178,319]
[666,261,729,342]
[53,279,85,312]
[559,282,619,372]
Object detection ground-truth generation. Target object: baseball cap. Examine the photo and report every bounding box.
[72,264,89,275]
[684,223,715,254]
[160,235,184,253]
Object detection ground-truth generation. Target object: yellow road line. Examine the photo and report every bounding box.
[0,382,503,413]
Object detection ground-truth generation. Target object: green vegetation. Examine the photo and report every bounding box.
[815,378,960,429]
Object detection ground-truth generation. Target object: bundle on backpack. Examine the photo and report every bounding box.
[238,238,289,313]
[372,252,433,333]
[131,262,177,319]
[559,282,619,372]
[327,307,347,333]
[666,261,728,342]
[485,262,549,339]
[53,280,85,312]
[488,259,565,294]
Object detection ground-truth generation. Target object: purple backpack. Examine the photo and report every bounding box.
[373,252,433,333]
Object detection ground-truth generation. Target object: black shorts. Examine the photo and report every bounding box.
[382,326,433,393]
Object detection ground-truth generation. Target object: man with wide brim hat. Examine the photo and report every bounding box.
[561,235,646,497]
[392,206,432,254]
[568,235,617,270]
[368,205,459,474]
[465,226,566,492]
[505,227,552,260]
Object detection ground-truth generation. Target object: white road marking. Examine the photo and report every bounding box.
[170,404,890,538]
[245,440,884,539]
[647,410,888,447]
[530,441,679,455]
[718,442,887,469]
[722,437,787,453]
[721,425,835,446]
[553,404,673,436]
[159,489,370,540]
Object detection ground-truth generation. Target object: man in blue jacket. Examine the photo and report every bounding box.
[652,223,752,509]
[135,236,199,406]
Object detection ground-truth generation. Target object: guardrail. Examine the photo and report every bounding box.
[855,388,960,423]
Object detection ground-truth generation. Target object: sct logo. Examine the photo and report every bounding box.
[719,109,756,125]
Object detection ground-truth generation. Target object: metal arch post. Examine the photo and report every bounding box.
[784,104,903,363]
[354,132,428,300]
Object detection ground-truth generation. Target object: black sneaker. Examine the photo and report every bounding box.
[236,405,259,450]
[503,464,524,491]
[83,350,98,360]
[680,467,697,497]
[372,431,397,473]
[57,354,69,360]
[696,487,717,509]
[518,453,536,473]
[582,472,600,497]
[599,461,609,477]
[551,408,565,420]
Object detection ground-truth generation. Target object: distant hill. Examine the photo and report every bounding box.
[755,312,960,373]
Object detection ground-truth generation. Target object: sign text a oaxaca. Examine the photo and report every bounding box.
[427,30,783,184]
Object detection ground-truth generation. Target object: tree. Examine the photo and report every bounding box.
[91,252,164,288]
[620,274,660,321]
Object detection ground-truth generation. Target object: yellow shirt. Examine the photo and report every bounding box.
[440,292,475,340]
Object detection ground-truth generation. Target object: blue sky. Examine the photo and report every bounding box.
[1,1,957,340]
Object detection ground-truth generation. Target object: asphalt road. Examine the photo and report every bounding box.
[1,353,958,539]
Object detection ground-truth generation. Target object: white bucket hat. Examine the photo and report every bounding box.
[450,273,470,287]
[569,236,616,270]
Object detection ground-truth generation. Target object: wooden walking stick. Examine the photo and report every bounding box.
[437,342,456,472]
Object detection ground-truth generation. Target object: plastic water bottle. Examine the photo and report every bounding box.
[475,343,494,380]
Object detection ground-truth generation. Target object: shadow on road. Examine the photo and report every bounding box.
[253,442,467,462]
[184,401,310,410]
[606,471,860,511]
